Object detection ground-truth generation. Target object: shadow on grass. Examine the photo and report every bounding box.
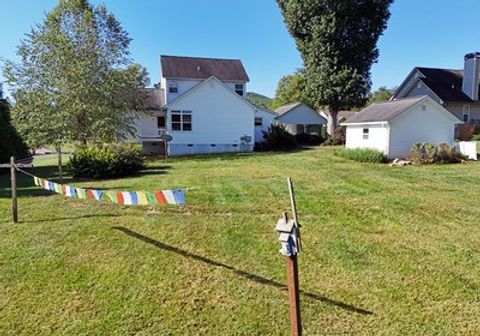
[167,147,316,163]
[0,163,171,199]
[0,213,121,224]
[113,226,373,316]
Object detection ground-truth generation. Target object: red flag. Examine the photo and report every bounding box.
[154,191,166,204]
[116,191,124,205]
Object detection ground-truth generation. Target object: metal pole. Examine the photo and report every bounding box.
[282,211,302,336]
[287,177,302,251]
[164,140,168,161]
[10,156,18,223]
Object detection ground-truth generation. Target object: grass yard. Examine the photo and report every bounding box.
[1,147,480,335]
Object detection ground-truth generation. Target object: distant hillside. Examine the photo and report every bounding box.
[246,92,273,110]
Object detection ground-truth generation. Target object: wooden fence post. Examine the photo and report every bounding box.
[57,146,63,183]
[282,211,302,336]
[10,156,18,223]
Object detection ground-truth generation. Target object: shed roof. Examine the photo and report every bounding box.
[161,55,249,82]
[274,102,305,116]
[344,96,426,124]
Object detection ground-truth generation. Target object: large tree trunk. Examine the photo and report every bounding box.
[327,109,338,137]
[56,145,63,183]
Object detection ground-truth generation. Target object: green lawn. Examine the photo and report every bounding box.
[1,147,480,335]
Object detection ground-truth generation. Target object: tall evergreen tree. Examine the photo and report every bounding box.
[0,99,29,163]
[3,0,148,177]
[276,0,393,135]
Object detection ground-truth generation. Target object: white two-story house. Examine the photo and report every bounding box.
[133,55,263,156]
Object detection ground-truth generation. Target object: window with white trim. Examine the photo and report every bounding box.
[362,128,369,140]
[168,81,178,94]
[171,110,192,131]
[254,117,262,126]
[463,104,471,123]
[235,83,244,96]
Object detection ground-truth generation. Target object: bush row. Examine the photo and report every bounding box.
[334,148,387,163]
[410,142,466,164]
[255,124,325,151]
[67,143,144,179]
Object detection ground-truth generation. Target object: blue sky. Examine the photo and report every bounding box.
[1,0,480,97]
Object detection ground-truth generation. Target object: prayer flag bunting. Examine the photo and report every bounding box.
[30,173,186,206]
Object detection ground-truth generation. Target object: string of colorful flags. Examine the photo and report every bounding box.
[30,174,185,206]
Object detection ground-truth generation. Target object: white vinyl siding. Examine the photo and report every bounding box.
[345,124,389,154]
[388,101,457,158]
[167,78,255,154]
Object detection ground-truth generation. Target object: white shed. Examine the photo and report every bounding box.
[341,96,462,158]
[275,102,327,135]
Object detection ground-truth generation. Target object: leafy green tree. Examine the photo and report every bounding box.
[276,0,393,135]
[3,0,149,178]
[246,92,273,110]
[271,70,313,110]
[367,86,394,105]
[0,99,29,163]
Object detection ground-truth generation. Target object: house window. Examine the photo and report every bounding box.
[168,81,178,94]
[235,84,244,96]
[463,105,471,122]
[362,128,369,140]
[157,116,166,129]
[171,110,192,131]
[254,117,263,126]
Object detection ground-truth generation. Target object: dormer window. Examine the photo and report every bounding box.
[168,81,178,94]
[235,84,244,96]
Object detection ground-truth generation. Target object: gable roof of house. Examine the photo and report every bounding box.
[161,55,249,82]
[165,76,257,110]
[416,67,473,102]
[343,96,427,124]
[394,67,477,103]
[274,102,305,116]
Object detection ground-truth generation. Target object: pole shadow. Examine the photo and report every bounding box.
[113,226,373,316]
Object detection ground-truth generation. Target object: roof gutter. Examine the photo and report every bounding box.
[340,121,389,126]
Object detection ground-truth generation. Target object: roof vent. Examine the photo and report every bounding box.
[196,65,201,72]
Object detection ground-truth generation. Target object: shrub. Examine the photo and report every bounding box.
[409,142,466,164]
[322,127,346,146]
[67,143,145,179]
[256,124,297,151]
[334,148,387,163]
[294,132,325,146]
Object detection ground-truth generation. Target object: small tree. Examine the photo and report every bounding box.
[271,69,313,109]
[367,86,395,105]
[276,0,394,135]
[3,0,149,179]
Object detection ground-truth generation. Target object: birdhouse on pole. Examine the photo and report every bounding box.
[275,215,301,257]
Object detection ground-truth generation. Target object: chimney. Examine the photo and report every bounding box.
[462,52,480,100]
